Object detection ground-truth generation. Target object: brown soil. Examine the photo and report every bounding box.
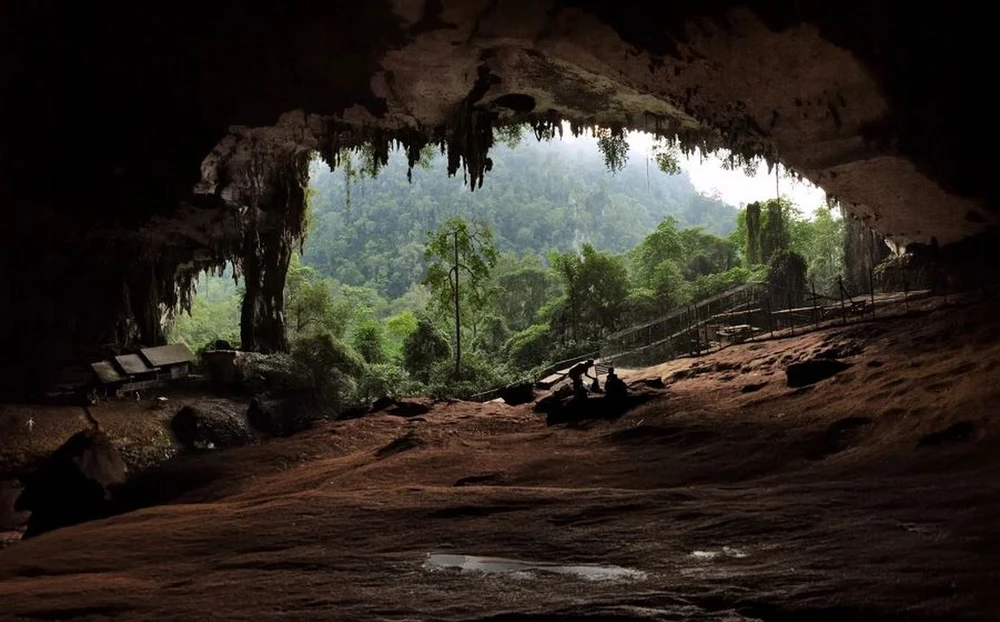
[1,300,1000,620]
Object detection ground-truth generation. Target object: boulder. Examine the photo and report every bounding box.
[386,397,433,417]
[0,480,29,532]
[499,382,535,406]
[170,405,255,450]
[202,349,245,386]
[370,396,396,413]
[338,396,432,421]
[785,359,852,387]
[246,394,319,437]
[532,386,574,414]
[629,376,666,389]
[16,429,126,538]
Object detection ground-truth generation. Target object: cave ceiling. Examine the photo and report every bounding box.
[0,0,997,386]
[2,0,996,247]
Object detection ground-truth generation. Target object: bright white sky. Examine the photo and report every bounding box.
[625,131,827,217]
[564,128,829,218]
[680,151,827,217]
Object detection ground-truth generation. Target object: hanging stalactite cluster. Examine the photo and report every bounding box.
[165,81,794,354]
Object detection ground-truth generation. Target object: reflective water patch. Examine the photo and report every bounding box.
[423,554,646,582]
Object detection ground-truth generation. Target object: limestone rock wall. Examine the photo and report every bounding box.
[1,0,996,389]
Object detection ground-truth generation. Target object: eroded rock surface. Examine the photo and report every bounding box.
[16,429,126,538]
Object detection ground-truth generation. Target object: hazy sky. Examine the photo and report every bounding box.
[562,128,828,217]
[678,150,828,215]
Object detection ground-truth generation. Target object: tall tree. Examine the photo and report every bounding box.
[422,217,498,375]
[745,202,762,265]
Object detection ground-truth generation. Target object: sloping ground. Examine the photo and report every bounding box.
[0,393,250,478]
[2,301,1000,620]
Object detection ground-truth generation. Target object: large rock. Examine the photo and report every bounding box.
[246,394,319,437]
[16,429,126,538]
[0,480,29,532]
[171,405,255,450]
[499,382,535,406]
[202,350,246,386]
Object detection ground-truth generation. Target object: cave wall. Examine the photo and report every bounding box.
[1,0,996,391]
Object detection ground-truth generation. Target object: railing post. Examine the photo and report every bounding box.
[869,266,876,319]
[766,296,774,338]
[787,290,795,336]
[838,276,847,325]
[811,281,819,329]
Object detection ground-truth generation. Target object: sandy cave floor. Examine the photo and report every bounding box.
[1,300,1000,620]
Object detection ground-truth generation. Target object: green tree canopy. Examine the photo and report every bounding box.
[402,317,452,383]
[423,217,499,375]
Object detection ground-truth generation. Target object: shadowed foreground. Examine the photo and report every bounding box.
[1,300,999,621]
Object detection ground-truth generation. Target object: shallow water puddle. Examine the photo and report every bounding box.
[690,546,748,560]
[423,554,646,582]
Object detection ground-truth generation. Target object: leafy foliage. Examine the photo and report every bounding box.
[290,333,365,413]
[172,137,851,405]
[351,318,389,364]
[285,254,350,340]
[302,139,737,299]
[423,217,499,373]
[595,127,629,173]
[402,318,452,383]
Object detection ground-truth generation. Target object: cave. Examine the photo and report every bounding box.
[0,2,995,391]
[3,2,1000,617]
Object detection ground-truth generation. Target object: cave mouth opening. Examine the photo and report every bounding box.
[160,121,864,409]
[4,0,998,400]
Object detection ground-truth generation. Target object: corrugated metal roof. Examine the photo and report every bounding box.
[114,353,153,375]
[90,361,124,384]
[140,343,196,367]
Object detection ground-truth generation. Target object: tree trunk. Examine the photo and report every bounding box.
[453,231,461,377]
[240,226,290,353]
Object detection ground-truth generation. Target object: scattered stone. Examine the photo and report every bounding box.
[918,421,976,447]
[386,398,434,418]
[740,382,767,393]
[630,377,665,389]
[499,382,535,406]
[785,359,852,387]
[370,396,396,413]
[246,394,319,437]
[533,387,574,415]
[153,396,169,410]
[16,429,126,538]
[171,405,255,450]
[667,369,691,382]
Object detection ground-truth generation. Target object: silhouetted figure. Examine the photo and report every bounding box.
[605,366,627,401]
[568,359,596,399]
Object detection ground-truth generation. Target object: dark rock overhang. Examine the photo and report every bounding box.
[1,0,997,390]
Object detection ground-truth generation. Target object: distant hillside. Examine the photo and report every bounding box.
[304,136,738,298]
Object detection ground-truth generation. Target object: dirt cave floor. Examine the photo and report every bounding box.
[2,300,1000,621]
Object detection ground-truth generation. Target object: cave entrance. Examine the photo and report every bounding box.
[171,124,876,403]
